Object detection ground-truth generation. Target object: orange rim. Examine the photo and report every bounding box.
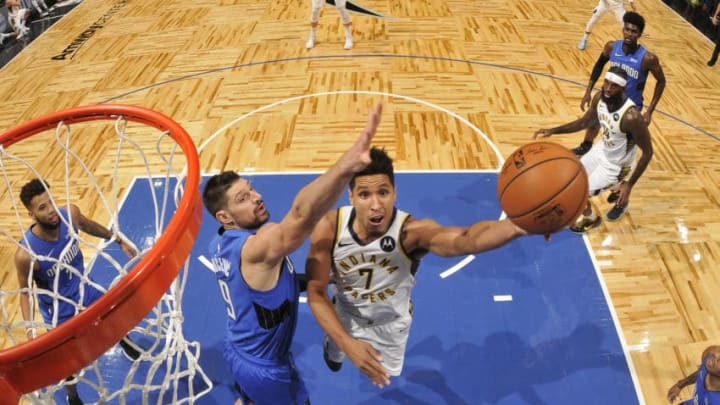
[0,104,201,403]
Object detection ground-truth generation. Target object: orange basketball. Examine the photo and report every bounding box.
[497,141,589,234]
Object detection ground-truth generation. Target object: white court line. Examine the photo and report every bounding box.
[439,255,476,279]
[581,236,646,404]
[197,255,214,272]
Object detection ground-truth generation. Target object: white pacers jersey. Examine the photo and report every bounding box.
[597,96,638,166]
[332,206,418,325]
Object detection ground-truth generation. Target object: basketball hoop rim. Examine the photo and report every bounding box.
[0,104,202,401]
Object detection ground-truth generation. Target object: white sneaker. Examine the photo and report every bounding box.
[306,37,315,49]
[577,36,588,50]
[343,37,353,50]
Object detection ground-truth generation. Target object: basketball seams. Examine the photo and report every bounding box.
[497,141,589,234]
[498,156,579,202]
[503,163,582,218]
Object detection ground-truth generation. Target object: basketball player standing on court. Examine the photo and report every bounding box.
[304,147,527,387]
[577,0,636,50]
[202,103,381,405]
[306,0,353,50]
[533,66,654,232]
[573,11,665,159]
[666,345,720,404]
[14,179,139,405]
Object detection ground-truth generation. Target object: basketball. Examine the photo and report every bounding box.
[497,141,589,234]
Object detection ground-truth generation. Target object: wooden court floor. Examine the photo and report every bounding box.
[1,0,719,403]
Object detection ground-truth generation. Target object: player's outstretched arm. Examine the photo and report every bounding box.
[403,217,525,258]
[247,103,382,266]
[305,212,391,388]
[70,204,137,258]
[535,92,600,139]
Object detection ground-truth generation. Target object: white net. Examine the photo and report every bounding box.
[0,108,211,404]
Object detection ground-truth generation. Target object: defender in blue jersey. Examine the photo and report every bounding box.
[14,179,139,405]
[201,103,382,405]
[667,345,720,405]
[574,12,665,158]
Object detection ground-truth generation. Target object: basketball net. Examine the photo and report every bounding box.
[0,105,211,404]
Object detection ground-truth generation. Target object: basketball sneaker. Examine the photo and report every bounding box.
[569,216,601,234]
[605,204,628,222]
[67,395,84,405]
[571,141,592,157]
[323,336,342,372]
[606,190,619,203]
[119,337,141,361]
[344,37,353,50]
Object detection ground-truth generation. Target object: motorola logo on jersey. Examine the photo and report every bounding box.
[380,236,395,252]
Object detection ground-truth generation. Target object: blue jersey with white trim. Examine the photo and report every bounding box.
[608,40,648,109]
[687,357,720,405]
[21,207,86,322]
[208,228,299,362]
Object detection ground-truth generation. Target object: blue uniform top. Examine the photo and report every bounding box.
[21,207,86,323]
[608,40,648,109]
[208,228,299,364]
[683,356,720,405]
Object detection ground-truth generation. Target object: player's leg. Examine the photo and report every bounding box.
[322,304,354,370]
[224,341,309,405]
[64,377,83,405]
[570,145,606,233]
[610,0,626,28]
[334,0,353,49]
[81,283,141,361]
[306,0,323,49]
[579,0,609,50]
[366,315,413,376]
[709,24,720,66]
[605,164,632,221]
[572,123,600,156]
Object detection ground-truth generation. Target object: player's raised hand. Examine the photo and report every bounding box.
[340,103,383,174]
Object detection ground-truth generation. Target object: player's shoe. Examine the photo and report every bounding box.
[578,36,588,50]
[306,37,315,49]
[67,395,84,405]
[606,190,619,203]
[343,37,353,50]
[571,141,592,157]
[119,337,141,361]
[570,216,601,234]
[323,336,342,372]
[605,204,629,222]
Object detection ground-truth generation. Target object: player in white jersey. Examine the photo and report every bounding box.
[305,147,528,388]
[578,0,636,50]
[533,66,654,233]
